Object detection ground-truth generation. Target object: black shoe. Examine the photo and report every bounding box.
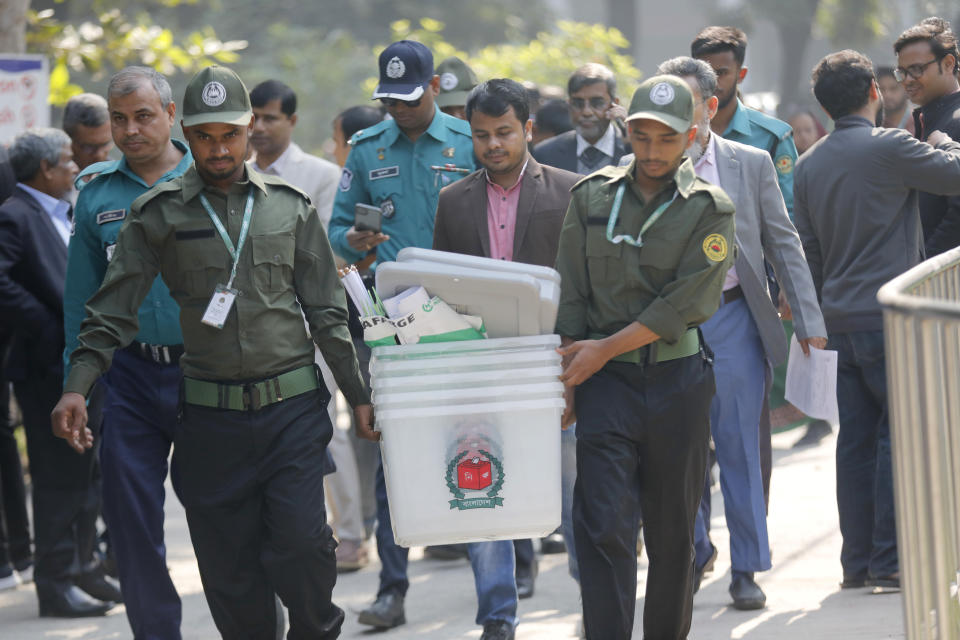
[38,583,114,618]
[540,532,566,554]
[423,544,469,560]
[729,572,766,610]
[357,592,405,629]
[481,620,516,640]
[693,544,718,594]
[792,419,833,448]
[515,557,538,599]
[76,570,123,603]
[840,572,868,589]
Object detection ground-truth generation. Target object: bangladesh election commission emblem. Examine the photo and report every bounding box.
[445,427,505,511]
[702,233,728,262]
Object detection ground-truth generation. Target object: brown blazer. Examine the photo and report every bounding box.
[432,155,579,268]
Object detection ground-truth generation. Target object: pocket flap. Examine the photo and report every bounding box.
[251,234,295,266]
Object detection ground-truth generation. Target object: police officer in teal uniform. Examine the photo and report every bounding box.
[328,40,475,267]
[691,26,798,219]
[63,66,193,638]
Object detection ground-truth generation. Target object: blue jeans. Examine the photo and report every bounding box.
[560,422,579,582]
[830,331,898,579]
[374,457,518,626]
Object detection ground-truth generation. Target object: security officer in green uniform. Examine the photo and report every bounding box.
[52,65,372,640]
[327,40,477,631]
[555,75,735,640]
[328,39,475,268]
[691,26,797,218]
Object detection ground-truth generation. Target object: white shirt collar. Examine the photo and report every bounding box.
[256,141,299,176]
[576,122,616,159]
[17,182,71,244]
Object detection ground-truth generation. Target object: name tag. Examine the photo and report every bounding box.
[369,166,399,180]
[96,209,126,225]
[201,284,237,330]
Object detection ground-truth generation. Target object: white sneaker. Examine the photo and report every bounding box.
[16,565,32,584]
[0,572,20,590]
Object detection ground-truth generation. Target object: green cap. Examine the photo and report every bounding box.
[436,57,478,108]
[625,75,694,133]
[181,65,253,128]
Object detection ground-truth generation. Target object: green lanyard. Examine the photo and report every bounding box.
[606,181,678,247]
[198,187,254,289]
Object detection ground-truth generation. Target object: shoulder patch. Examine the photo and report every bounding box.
[775,154,794,175]
[702,233,728,262]
[339,167,353,192]
[96,209,126,225]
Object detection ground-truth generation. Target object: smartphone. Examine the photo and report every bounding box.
[354,203,382,233]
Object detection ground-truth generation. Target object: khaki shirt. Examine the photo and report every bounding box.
[555,158,736,343]
[64,164,369,407]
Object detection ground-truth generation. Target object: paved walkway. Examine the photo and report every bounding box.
[0,428,905,639]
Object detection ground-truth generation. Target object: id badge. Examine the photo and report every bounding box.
[201,284,237,329]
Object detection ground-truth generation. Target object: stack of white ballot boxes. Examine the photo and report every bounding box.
[371,249,564,547]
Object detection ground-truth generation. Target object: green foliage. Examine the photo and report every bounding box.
[27,1,246,105]
[816,0,889,48]
[373,18,642,97]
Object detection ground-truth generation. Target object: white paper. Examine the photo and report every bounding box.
[784,334,839,424]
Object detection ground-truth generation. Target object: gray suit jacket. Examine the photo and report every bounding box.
[713,135,825,367]
[432,155,579,268]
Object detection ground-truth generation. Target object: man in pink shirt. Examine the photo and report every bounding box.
[433,78,580,640]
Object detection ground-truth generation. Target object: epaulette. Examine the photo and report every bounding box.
[349,119,393,146]
[444,115,473,137]
[75,159,120,191]
[696,179,736,215]
[746,108,793,141]
[130,179,182,215]
[259,173,312,204]
[571,164,625,191]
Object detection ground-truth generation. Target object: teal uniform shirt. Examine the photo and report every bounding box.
[328,105,475,265]
[722,99,798,219]
[63,140,193,378]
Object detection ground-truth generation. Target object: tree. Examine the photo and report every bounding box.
[24,0,247,105]
[0,0,31,53]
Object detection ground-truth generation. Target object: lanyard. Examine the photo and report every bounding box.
[198,187,254,289]
[606,181,678,247]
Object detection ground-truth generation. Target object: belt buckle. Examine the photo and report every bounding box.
[242,384,262,411]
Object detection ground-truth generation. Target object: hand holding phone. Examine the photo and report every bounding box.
[354,203,382,233]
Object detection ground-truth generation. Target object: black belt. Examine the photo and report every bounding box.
[124,341,184,365]
[722,285,743,305]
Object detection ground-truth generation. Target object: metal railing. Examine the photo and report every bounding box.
[878,245,960,640]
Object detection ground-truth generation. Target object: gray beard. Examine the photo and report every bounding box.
[687,126,711,164]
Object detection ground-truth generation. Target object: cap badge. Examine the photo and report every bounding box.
[386,56,406,79]
[201,81,227,107]
[649,82,675,106]
[440,72,458,91]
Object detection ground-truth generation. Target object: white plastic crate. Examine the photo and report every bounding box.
[376,396,564,547]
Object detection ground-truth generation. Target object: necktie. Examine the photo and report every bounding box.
[580,146,607,171]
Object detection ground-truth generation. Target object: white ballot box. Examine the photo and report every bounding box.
[370,335,564,546]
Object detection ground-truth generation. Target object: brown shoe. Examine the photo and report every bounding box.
[336,539,368,572]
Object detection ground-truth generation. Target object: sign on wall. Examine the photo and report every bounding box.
[0,55,50,146]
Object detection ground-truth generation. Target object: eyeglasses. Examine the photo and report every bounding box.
[569,97,610,111]
[894,56,944,82]
[379,97,422,108]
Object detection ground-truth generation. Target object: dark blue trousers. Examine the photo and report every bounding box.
[100,348,182,640]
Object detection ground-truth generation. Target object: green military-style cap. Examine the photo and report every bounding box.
[436,57,479,108]
[181,65,253,128]
[625,74,694,134]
